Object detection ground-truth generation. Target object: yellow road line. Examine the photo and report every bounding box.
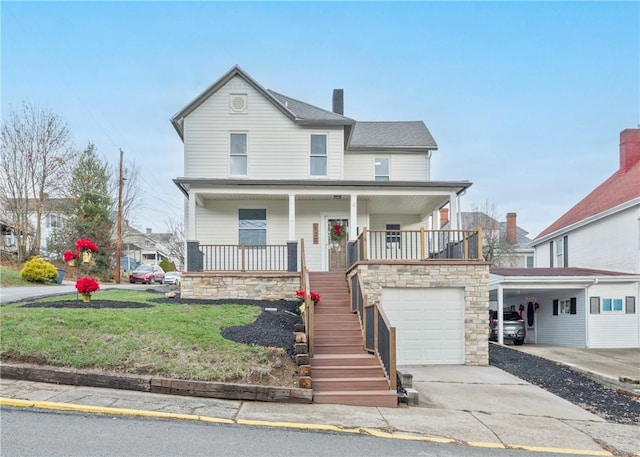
[0,397,613,455]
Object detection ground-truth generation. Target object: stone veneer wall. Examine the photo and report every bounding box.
[350,262,490,366]
[181,272,300,300]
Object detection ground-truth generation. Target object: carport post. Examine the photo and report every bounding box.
[497,285,504,345]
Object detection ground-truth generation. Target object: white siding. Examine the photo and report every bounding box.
[533,289,586,346]
[566,206,640,273]
[587,283,640,348]
[344,152,430,181]
[369,214,425,231]
[533,205,640,273]
[183,76,344,180]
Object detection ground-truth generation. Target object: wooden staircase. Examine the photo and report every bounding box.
[308,271,397,408]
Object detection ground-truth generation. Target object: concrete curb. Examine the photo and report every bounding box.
[0,397,614,456]
[0,363,312,404]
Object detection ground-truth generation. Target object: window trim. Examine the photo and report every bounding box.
[230,132,248,177]
[602,297,625,313]
[310,133,328,177]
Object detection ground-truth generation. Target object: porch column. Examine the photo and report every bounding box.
[288,193,296,241]
[497,285,504,345]
[449,193,458,229]
[349,194,358,239]
[188,192,197,240]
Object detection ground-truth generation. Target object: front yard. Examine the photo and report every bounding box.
[0,289,299,387]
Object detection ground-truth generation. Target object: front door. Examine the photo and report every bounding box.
[327,218,349,271]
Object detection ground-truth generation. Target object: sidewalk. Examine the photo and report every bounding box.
[2,364,638,456]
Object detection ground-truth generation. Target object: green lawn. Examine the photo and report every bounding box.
[1,290,296,386]
[0,265,32,287]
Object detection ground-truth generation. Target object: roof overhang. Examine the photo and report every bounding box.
[346,146,437,153]
[173,178,472,218]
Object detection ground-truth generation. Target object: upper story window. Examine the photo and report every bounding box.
[45,214,63,228]
[239,209,266,245]
[525,255,534,268]
[375,158,390,181]
[230,133,247,176]
[310,134,327,176]
[555,237,564,267]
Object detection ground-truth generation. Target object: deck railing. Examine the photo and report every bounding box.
[350,270,397,390]
[350,228,482,266]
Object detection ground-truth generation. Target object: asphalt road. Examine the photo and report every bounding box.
[0,283,164,304]
[1,407,554,457]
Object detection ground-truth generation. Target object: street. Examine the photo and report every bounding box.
[1,407,553,457]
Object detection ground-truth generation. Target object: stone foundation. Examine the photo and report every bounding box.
[181,272,300,301]
[349,261,490,366]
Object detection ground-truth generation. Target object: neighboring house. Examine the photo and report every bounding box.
[2,197,72,258]
[171,66,490,368]
[442,209,534,267]
[490,129,640,348]
[122,224,174,268]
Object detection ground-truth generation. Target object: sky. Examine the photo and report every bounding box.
[2,1,639,239]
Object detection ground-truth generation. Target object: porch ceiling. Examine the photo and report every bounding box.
[196,193,448,217]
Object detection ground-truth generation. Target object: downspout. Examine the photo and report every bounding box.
[497,284,504,345]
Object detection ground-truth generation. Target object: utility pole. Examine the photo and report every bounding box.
[115,149,124,283]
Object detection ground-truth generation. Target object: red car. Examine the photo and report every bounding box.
[129,265,165,284]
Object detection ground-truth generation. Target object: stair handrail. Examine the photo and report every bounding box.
[300,239,313,357]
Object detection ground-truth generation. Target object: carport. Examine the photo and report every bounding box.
[489,268,640,348]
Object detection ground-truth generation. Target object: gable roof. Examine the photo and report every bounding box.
[171,65,354,139]
[347,121,437,151]
[267,90,355,125]
[535,159,640,240]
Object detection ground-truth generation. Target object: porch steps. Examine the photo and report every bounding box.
[308,272,397,408]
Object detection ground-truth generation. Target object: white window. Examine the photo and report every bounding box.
[46,214,63,228]
[554,237,564,267]
[239,209,266,245]
[559,299,571,314]
[375,158,390,181]
[230,133,247,176]
[525,255,534,268]
[386,223,400,246]
[310,134,327,176]
[602,298,624,312]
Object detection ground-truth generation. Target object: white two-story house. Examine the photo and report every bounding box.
[171,65,472,273]
[171,66,490,369]
[490,128,640,348]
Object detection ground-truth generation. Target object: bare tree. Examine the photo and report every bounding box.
[467,200,516,265]
[0,102,75,260]
[108,157,142,234]
[164,216,185,269]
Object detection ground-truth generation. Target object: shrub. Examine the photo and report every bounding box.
[159,258,177,272]
[20,257,58,283]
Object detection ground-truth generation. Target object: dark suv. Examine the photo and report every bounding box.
[489,310,526,345]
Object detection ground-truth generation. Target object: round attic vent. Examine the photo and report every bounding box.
[230,95,247,113]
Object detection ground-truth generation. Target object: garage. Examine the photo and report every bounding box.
[381,288,465,365]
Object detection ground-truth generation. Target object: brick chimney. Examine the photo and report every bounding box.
[620,128,640,172]
[146,228,152,235]
[332,89,344,115]
[439,208,449,228]
[506,212,517,244]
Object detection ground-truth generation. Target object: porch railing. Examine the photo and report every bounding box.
[187,241,298,272]
[350,270,397,390]
[350,227,482,266]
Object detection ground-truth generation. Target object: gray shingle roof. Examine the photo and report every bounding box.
[267,90,354,125]
[348,121,438,150]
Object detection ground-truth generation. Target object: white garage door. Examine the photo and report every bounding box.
[381,288,465,365]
